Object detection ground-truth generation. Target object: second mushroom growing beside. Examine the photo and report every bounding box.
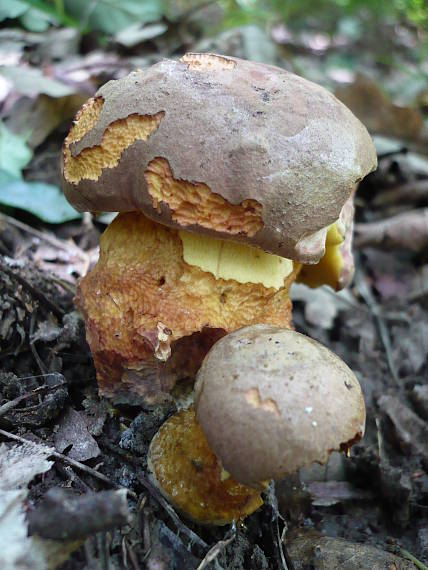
[61,53,377,523]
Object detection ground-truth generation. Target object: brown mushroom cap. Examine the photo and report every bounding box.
[62,52,377,264]
[194,324,365,486]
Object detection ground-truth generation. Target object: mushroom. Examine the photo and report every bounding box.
[194,324,365,487]
[61,53,377,402]
[147,324,365,524]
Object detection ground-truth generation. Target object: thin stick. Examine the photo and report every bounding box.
[354,264,399,384]
[387,544,428,570]
[0,381,65,418]
[1,258,64,318]
[196,532,236,570]
[135,469,208,549]
[99,438,208,549]
[0,212,88,262]
[0,428,137,499]
[266,482,292,570]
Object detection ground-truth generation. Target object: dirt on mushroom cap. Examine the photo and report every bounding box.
[61,53,377,264]
[194,324,366,486]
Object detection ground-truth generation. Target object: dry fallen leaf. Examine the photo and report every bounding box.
[378,395,428,467]
[54,408,100,462]
[336,74,428,146]
[290,283,356,329]
[288,529,416,569]
[0,441,82,569]
[355,208,428,252]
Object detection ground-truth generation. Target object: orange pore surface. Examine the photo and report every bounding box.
[149,407,263,524]
[77,212,296,399]
[146,157,264,237]
[62,96,164,184]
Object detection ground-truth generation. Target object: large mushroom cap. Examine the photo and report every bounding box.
[194,324,366,486]
[61,53,377,263]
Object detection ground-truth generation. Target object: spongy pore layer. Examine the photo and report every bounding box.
[145,157,264,236]
[77,212,297,398]
[149,407,263,525]
[63,97,164,184]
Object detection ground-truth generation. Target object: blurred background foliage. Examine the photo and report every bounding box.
[0,0,427,39]
[1,0,428,223]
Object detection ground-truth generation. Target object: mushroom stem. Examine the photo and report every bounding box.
[77,212,298,402]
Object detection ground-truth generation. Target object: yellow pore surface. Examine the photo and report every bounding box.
[145,157,264,237]
[77,212,296,391]
[180,52,237,71]
[149,407,263,524]
[180,230,293,289]
[63,96,164,184]
[297,222,344,289]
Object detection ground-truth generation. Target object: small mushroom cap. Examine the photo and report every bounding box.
[194,325,365,486]
[62,53,377,263]
[147,407,264,525]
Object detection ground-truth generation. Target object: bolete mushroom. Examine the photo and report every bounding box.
[61,53,376,402]
[195,324,365,486]
[147,324,365,523]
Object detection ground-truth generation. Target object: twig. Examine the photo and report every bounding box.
[135,469,208,549]
[29,310,47,374]
[377,147,408,160]
[196,530,236,570]
[28,488,131,540]
[0,428,137,499]
[354,264,399,385]
[375,416,385,462]
[373,179,428,207]
[99,438,208,549]
[0,380,65,418]
[386,544,428,570]
[0,212,88,263]
[0,258,64,318]
[123,537,140,570]
[266,483,294,570]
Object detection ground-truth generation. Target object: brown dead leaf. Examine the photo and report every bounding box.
[378,395,428,467]
[54,408,100,462]
[409,385,428,421]
[335,74,427,144]
[307,480,373,507]
[373,179,428,208]
[6,94,87,149]
[355,208,428,251]
[287,529,415,569]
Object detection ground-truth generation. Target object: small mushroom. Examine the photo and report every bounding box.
[194,324,366,486]
[61,53,376,402]
[147,406,264,525]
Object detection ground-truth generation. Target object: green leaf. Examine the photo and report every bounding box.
[0,66,76,98]
[0,170,82,223]
[0,0,28,21]
[64,0,163,34]
[19,7,52,31]
[115,22,167,47]
[0,122,32,179]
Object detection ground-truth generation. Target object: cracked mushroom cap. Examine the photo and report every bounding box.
[194,324,366,486]
[61,52,377,264]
